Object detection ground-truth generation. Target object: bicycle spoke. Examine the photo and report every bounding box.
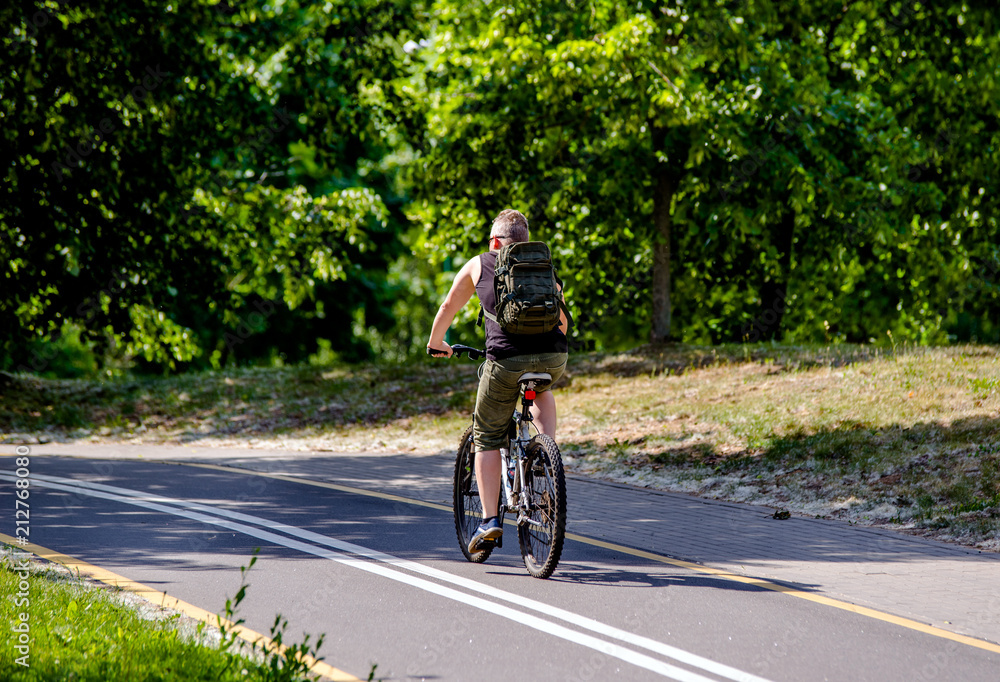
[517,435,566,579]
[454,425,492,563]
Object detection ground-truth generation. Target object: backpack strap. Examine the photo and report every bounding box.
[555,275,573,331]
[477,304,498,327]
[559,298,573,331]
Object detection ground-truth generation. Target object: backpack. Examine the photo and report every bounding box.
[478,241,571,335]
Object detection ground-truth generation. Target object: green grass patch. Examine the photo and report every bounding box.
[0,549,339,682]
[3,342,1000,549]
[969,376,1000,401]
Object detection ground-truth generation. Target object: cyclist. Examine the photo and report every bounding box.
[427,209,569,552]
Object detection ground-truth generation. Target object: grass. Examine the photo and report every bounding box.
[556,343,1000,550]
[0,547,335,681]
[2,342,999,550]
[0,362,478,453]
[1,554,254,680]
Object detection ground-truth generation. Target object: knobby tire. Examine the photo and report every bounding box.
[453,425,493,563]
[517,434,566,579]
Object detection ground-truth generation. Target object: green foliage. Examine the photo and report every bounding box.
[3,1,998,372]
[20,324,99,379]
[1,0,415,374]
[217,549,329,682]
[0,546,341,681]
[399,0,1000,348]
[0,550,311,681]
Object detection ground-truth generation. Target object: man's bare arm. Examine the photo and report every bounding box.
[427,257,478,355]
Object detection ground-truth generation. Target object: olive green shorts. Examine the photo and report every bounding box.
[473,352,568,452]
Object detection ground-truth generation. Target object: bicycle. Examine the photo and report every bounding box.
[428,343,567,579]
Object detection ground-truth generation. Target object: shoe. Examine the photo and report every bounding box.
[468,516,503,553]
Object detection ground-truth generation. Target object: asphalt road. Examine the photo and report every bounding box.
[1,454,996,681]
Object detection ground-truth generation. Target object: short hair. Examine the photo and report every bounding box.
[491,209,529,243]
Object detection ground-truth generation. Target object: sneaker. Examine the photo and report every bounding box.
[468,516,503,553]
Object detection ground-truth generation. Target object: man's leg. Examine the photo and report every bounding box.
[529,390,557,436]
[475,448,501,518]
[472,358,518,534]
[527,353,566,438]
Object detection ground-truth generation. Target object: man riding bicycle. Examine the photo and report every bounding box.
[427,209,569,552]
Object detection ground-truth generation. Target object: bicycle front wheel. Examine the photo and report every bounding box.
[518,434,566,579]
[454,425,493,563]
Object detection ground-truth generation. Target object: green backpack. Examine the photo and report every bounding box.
[478,241,571,335]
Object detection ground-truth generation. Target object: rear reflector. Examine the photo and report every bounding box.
[524,390,536,400]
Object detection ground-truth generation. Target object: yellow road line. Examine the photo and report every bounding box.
[0,533,361,682]
[11,453,1000,654]
[179,461,1000,655]
[562,533,1000,655]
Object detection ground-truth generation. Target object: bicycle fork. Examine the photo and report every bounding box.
[500,414,525,505]
[499,446,519,512]
[501,415,546,529]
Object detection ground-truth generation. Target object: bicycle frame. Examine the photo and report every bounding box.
[499,391,548,531]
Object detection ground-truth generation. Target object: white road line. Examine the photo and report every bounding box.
[11,473,773,682]
[12,475,711,682]
[29,472,771,682]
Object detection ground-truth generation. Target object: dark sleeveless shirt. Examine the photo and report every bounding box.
[476,251,568,361]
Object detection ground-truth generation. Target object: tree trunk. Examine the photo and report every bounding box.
[650,170,675,344]
[756,210,795,341]
[649,126,689,344]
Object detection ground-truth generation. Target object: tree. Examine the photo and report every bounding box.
[403,1,729,344]
[403,0,1000,347]
[1,0,416,372]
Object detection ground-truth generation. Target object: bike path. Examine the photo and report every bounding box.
[5,450,998,682]
[16,442,1000,651]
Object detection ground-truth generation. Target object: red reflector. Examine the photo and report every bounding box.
[524,390,536,400]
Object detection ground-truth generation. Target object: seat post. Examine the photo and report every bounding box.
[520,384,535,420]
[517,372,551,421]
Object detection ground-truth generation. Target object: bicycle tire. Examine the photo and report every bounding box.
[453,425,493,563]
[517,434,566,579]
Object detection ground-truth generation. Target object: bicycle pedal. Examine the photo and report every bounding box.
[473,533,503,550]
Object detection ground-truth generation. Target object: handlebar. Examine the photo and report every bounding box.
[427,344,486,361]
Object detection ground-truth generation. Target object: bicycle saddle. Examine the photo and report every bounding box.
[517,372,551,385]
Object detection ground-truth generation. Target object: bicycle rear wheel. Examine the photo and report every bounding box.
[453,425,493,563]
[517,434,566,579]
